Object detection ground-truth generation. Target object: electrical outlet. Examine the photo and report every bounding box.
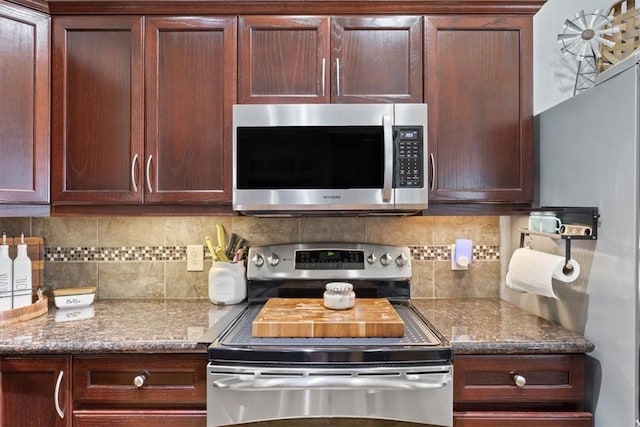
[186,245,204,272]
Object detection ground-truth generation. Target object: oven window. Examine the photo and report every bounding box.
[236,126,384,189]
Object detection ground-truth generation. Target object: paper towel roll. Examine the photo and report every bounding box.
[506,248,580,299]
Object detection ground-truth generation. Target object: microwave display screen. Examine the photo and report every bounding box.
[236,126,384,189]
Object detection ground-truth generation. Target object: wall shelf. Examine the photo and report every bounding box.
[519,207,599,274]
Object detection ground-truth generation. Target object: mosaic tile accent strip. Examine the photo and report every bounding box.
[411,245,452,261]
[410,245,500,261]
[45,246,187,262]
[45,245,500,262]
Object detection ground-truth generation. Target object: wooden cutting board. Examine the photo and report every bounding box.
[252,298,405,338]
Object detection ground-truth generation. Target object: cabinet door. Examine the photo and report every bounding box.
[331,16,423,103]
[1,356,71,427]
[0,1,49,204]
[238,16,330,103]
[52,16,144,204]
[145,17,236,204]
[425,15,533,203]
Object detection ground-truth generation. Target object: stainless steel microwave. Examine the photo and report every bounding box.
[232,103,428,216]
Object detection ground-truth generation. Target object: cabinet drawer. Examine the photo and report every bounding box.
[454,411,593,427]
[454,354,586,404]
[74,410,205,427]
[73,354,206,407]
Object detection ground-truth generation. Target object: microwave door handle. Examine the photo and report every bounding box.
[382,114,393,203]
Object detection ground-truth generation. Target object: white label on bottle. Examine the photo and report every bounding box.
[0,272,9,292]
[14,275,30,290]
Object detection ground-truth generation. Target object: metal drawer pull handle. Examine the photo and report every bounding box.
[54,370,64,419]
[512,373,526,387]
[336,58,341,96]
[134,371,150,388]
[145,155,153,193]
[321,58,326,97]
[131,154,139,193]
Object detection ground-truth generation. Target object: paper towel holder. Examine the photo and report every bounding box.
[519,206,599,275]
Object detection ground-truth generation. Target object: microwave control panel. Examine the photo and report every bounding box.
[394,127,424,188]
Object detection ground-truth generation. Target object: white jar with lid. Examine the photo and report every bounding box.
[209,262,247,305]
[323,282,355,310]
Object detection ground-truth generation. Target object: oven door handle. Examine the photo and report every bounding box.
[212,373,451,391]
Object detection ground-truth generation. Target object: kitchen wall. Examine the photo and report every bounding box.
[2,0,609,303]
[0,216,500,300]
[533,0,612,114]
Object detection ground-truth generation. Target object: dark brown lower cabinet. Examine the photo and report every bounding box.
[72,354,207,425]
[2,352,592,426]
[0,356,72,427]
[453,354,592,426]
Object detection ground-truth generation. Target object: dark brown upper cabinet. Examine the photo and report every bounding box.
[238,15,423,104]
[52,16,236,207]
[52,16,145,205]
[425,15,533,205]
[0,1,49,205]
[144,17,236,204]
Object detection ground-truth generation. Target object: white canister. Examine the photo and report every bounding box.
[208,262,247,305]
[323,282,355,310]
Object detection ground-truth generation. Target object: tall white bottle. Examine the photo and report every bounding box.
[12,233,32,309]
[0,233,12,312]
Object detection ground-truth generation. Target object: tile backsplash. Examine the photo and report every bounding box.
[0,215,500,300]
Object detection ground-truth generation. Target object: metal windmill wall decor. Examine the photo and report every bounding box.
[557,9,619,95]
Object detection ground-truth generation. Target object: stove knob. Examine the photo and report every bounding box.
[380,253,392,266]
[251,253,264,267]
[367,253,377,264]
[395,253,408,266]
[267,253,280,266]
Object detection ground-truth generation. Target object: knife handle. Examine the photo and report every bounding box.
[216,224,226,248]
[205,237,218,262]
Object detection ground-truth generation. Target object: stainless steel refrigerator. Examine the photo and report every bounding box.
[513,52,640,426]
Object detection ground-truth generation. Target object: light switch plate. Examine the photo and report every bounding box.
[187,245,204,271]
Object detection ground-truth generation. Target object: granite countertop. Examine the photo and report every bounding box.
[412,298,594,354]
[0,298,594,355]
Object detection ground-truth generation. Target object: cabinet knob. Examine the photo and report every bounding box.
[133,371,149,388]
[512,373,526,388]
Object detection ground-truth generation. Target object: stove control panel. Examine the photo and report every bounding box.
[247,243,411,281]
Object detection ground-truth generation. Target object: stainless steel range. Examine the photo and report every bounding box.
[206,243,453,427]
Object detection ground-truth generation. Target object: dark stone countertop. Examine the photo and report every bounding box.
[412,298,594,354]
[0,298,593,355]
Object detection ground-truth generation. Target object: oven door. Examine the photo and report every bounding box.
[207,363,452,427]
